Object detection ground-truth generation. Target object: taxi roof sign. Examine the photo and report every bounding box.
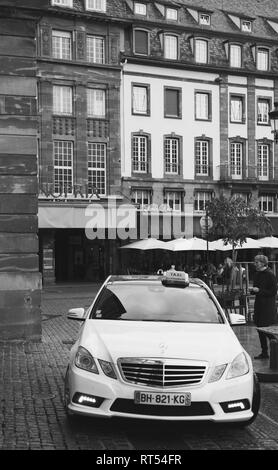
[162,270,189,287]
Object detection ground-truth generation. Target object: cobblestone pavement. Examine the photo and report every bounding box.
[1,283,278,451]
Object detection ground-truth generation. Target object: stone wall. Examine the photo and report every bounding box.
[0,13,41,340]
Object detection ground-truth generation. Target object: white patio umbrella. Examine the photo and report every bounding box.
[209,237,261,251]
[209,239,233,251]
[120,238,170,250]
[236,237,262,250]
[258,236,278,249]
[165,237,215,252]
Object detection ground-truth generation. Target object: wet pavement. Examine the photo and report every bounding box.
[0,283,278,451]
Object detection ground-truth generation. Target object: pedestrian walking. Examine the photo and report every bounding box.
[250,254,277,359]
[223,257,237,291]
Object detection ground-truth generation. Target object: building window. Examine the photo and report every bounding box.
[164,34,178,60]
[230,44,242,68]
[87,89,106,118]
[134,29,149,55]
[199,13,210,25]
[132,84,149,115]
[257,143,269,180]
[257,48,269,71]
[166,8,178,21]
[88,143,106,195]
[164,88,181,118]
[230,142,243,179]
[87,35,105,63]
[53,140,73,194]
[132,135,148,173]
[53,85,73,115]
[52,0,73,7]
[230,95,245,123]
[195,92,211,120]
[164,137,179,174]
[232,192,249,204]
[241,20,252,32]
[131,189,152,209]
[257,98,270,125]
[259,195,274,213]
[164,191,183,211]
[194,191,211,211]
[195,39,208,64]
[134,2,146,15]
[85,0,106,12]
[52,31,72,60]
[195,140,209,176]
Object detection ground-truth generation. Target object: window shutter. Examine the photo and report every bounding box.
[109,33,120,64]
[147,136,151,174]
[134,30,148,55]
[76,30,86,61]
[269,144,274,181]
[41,24,52,57]
[165,89,178,116]
[223,40,229,59]
[251,44,256,62]
[189,36,194,54]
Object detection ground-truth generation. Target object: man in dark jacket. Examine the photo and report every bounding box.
[250,254,277,359]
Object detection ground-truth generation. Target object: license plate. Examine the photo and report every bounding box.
[134,391,191,406]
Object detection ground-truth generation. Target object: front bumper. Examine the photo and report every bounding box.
[66,365,255,422]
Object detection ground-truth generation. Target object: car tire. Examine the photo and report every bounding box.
[230,373,261,428]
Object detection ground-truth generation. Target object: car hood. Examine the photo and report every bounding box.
[80,320,243,364]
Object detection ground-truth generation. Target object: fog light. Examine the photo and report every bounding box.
[220,399,250,413]
[73,393,104,408]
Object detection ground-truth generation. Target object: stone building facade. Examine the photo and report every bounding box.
[2,0,278,339]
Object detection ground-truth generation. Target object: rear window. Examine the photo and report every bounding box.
[89,283,224,323]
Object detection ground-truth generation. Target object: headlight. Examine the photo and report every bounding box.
[98,359,117,379]
[208,364,227,383]
[75,346,99,374]
[226,352,249,379]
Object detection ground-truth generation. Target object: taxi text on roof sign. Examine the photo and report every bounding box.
[162,270,189,287]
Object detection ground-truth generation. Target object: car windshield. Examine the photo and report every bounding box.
[89,282,224,323]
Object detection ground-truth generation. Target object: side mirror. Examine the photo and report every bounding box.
[67,307,86,321]
[229,313,246,326]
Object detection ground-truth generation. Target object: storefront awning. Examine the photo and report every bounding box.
[38,204,137,229]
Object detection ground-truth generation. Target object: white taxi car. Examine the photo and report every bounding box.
[64,271,260,426]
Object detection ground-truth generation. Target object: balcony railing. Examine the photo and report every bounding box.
[218,163,276,181]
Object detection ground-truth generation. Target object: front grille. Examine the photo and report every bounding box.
[110,399,214,416]
[118,359,207,388]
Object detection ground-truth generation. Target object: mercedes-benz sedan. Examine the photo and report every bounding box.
[64,270,260,426]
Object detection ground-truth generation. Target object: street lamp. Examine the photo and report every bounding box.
[269,101,278,143]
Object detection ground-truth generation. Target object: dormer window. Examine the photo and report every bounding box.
[257,47,269,71]
[134,2,146,15]
[52,0,73,6]
[230,44,242,68]
[164,34,178,60]
[166,8,178,21]
[199,13,210,26]
[241,20,252,32]
[134,29,149,56]
[85,0,106,12]
[194,39,208,64]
